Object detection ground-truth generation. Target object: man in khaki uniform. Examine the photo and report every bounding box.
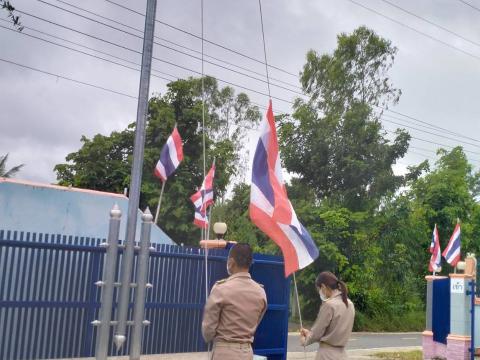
[202,243,267,360]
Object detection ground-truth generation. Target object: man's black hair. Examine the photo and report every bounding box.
[228,243,253,269]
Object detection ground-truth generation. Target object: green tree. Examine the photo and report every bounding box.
[0,153,24,178]
[411,147,480,259]
[55,77,260,245]
[279,26,409,211]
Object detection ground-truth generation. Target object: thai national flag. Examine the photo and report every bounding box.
[429,224,441,272]
[249,101,319,276]
[190,163,215,229]
[154,127,184,182]
[443,222,461,267]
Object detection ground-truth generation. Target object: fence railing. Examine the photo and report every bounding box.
[0,229,290,360]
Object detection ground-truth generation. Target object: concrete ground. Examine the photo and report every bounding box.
[52,346,422,360]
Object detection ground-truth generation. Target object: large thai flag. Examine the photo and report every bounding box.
[249,101,319,276]
[429,224,441,272]
[190,163,215,229]
[154,127,183,182]
[443,222,461,266]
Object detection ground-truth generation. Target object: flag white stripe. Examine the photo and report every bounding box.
[251,183,274,216]
[444,228,461,254]
[155,161,167,179]
[167,136,180,167]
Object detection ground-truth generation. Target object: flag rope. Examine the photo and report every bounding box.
[200,0,211,358]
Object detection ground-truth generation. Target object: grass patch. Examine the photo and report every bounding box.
[374,351,422,360]
[354,310,425,332]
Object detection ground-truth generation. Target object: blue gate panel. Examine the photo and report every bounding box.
[432,278,450,344]
[0,230,289,360]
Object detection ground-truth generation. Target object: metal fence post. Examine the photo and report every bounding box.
[94,204,121,360]
[115,0,158,349]
[129,208,153,360]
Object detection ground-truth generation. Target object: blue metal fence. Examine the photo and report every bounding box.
[0,230,289,359]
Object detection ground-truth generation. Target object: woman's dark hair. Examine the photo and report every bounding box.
[315,271,349,307]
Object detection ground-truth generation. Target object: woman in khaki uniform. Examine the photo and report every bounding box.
[300,272,355,360]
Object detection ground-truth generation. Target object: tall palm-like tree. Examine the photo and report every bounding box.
[0,153,24,178]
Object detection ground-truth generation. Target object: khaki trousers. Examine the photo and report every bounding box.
[211,341,253,360]
[314,342,347,360]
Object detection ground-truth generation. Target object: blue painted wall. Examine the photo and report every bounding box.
[0,178,174,244]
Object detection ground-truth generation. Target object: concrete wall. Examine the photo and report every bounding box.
[0,178,174,244]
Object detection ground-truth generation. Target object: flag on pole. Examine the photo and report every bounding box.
[429,224,441,272]
[443,222,461,267]
[249,100,319,276]
[154,127,184,182]
[190,163,215,228]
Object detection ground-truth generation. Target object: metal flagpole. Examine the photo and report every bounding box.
[293,272,307,360]
[114,0,158,350]
[154,180,166,224]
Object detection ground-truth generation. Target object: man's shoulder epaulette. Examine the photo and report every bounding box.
[215,278,228,285]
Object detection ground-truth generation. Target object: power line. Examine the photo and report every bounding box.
[15,9,294,104]
[1,23,291,115]
[53,0,302,91]
[0,56,137,99]
[0,25,178,84]
[35,0,304,96]
[380,112,479,144]
[380,115,480,150]
[457,0,480,13]
[346,0,480,63]
[384,128,480,157]
[0,19,177,81]
[102,0,298,77]
[380,0,480,49]
[382,107,480,144]
[33,0,480,142]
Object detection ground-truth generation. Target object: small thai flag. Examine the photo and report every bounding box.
[429,224,441,272]
[442,222,461,267]
[154,127,183,182]
[191,191,208,229]
[190,163,215,229]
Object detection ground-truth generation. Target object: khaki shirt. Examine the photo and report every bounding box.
[202,272,267,343]
[305,291,355,347]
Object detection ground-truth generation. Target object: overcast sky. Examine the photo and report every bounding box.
[1,0,480,185]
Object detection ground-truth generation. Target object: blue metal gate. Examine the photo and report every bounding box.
[0,230,289,359]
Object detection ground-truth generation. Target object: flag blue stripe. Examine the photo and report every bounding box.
[159,143,176,178]
[445,234,461,260]
[251,139,274,206]
[291,224,319,260]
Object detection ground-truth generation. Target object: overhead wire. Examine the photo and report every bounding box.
[24,0,480,145]
[102,0,299,77]
[380,115,480,150]
[457,0,480,13]
[379,0,480,49]
[345,0,480,63]
[0,56,137,99]
[52,0,302,90]
[36,0,304,96]
[12,0,480,155]
[14,9,295,104]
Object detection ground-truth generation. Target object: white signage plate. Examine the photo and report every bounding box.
[451,278,465,294]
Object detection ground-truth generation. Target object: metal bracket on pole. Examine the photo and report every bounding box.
[114,0,158,351]
[94,204,121,360]
[129,208,153,360]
